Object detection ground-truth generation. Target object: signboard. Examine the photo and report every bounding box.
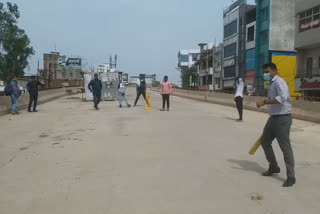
[300,78,320,90]
[66,58,82,66]
[301,19,320,30]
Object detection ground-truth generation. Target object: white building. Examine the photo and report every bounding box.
[177,49,200,69]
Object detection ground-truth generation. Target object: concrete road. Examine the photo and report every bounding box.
[0,88,320,214]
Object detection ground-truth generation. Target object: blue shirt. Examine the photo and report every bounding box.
[267,75,292,116]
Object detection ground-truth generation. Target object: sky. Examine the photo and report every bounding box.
[8,0,255,84]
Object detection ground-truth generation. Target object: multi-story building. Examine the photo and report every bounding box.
[177,49,200,69]
[222,0,255,90]
[255,0,299,96]
[195,43,223,91]
[42,52,85,87]
[294,0,320,98]
[245,5,256,87]
[177,49,200,87]
[197,43,214,90]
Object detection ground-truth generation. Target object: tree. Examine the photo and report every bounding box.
[0,2,34,84]
[181,66,198,88]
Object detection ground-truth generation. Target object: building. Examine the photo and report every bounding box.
[42,52,86,87]
[294,0,320,98]
[177,49,200,87]
[42,52,63,87]
[197,43,214,90]
[195,43,223,91]
[255,0,299,96]
[222,0,255,90]
[245,5,257,88]
[177,49,200,69]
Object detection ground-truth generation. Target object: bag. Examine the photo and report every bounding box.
[4,85,12,96]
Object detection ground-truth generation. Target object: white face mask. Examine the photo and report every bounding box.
[263,73,271,81]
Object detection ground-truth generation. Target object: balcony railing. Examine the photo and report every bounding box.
[296,68,320,78]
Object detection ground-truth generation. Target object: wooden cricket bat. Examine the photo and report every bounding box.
[249,136,261,155]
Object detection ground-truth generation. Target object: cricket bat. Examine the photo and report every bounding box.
[249,136,261,155]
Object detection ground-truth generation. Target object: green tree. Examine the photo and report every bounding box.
[181,66,198,88]
[0,2,34,84]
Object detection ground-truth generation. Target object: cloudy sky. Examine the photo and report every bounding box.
[9,0,255,84]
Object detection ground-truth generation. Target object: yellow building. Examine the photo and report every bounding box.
[271,52,301,98]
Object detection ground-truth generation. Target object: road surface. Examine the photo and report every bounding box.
[0,88,319,214]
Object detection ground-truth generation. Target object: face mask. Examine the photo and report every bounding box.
[263,73,271,81]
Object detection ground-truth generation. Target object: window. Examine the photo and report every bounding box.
[224,65,236,78]
[215,78,220,88]
[224,21,237,38]
[224,43,236,58]
[299,5,320,32]
[179,55,189,63]
[192,54,198,62]
[207,75,213,85]
[247,26,255,42]
[306,57,313,78]
[260,7,268,21]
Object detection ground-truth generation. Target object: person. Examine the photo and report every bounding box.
[256,63,295,187]
[9,75,21,115]
[234,77,244,121]
[118,81,131,108]
[160,75,172,111]
[88,74,102,110]
[133,77,146,107]
[27,76,43,112]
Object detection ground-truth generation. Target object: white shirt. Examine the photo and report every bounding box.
[118,83,127,94]
[235,80,244,97]
[267,75,292,115]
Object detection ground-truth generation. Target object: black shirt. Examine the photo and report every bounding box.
[27,80,43,93]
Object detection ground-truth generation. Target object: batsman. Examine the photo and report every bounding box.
[256,63,296,187]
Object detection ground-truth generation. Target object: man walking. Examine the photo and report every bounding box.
[160,75,172,111]
[133,77,146,107]
[88,74,102,110]
[234,77,244,121]
[27,76,43,112]
[9,75,21,115]
[256,63,295,187]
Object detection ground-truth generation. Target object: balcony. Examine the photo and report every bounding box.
[296,68,320,78]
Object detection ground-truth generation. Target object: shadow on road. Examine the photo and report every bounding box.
[227,159,286,182]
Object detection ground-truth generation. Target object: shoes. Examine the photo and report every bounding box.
[283,178,296,187]
[28,110,32,112]
[167,109,170,111]
[33,110,38,112]
[236,119,243,122]
[127,104,131,108]
[119,104,122,108]
[262,167,281,176]
[11,112,19,115]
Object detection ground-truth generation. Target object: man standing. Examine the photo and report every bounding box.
[88,74,102,110]
[160,75,172,111]
[256,63,295,187]
[234,77,244,121]
[9,75,21,115]
[133,77,146,107]
[27,76,43,112]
